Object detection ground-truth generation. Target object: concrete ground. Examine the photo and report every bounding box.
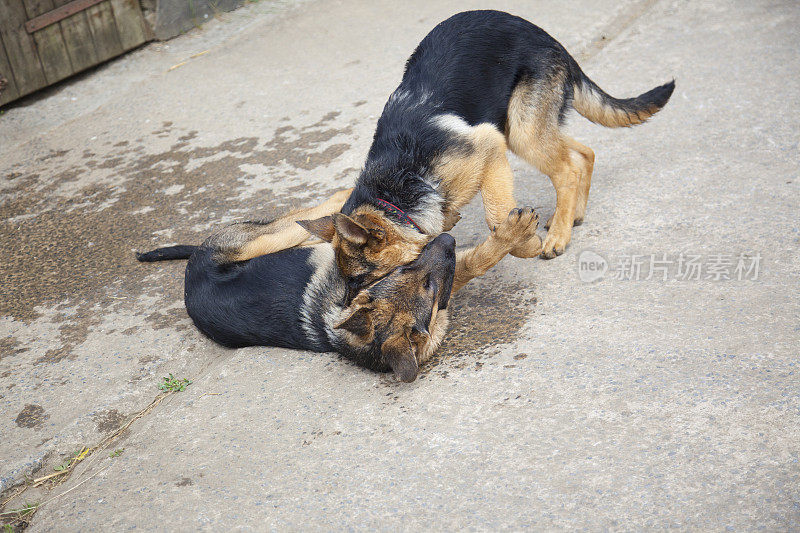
[1,0,798,529]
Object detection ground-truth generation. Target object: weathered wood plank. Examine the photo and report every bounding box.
[0,1,47,97]
[85,0,123,63]
[23,0,74,84]
[24,0,107,33]
[108,0,147,50]
[53,0,99,72]
[0,37,21,106]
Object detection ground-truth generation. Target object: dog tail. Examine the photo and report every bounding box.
[136,245,198,262]
[570,63,675,128]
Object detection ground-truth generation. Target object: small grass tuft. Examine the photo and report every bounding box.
[159,373,192,393]
[109,449,124,458]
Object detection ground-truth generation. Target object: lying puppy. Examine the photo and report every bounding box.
[293,9,673,297]
[138,190,539,382]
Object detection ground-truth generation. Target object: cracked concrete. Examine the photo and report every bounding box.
[1,0,798,529]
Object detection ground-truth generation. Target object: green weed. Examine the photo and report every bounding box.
[159,373,192,393]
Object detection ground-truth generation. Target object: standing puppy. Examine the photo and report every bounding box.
[301,9,673,293]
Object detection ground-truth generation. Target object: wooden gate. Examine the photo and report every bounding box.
[0,0,150,106]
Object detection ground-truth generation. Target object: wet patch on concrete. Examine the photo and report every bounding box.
[424,277,535,376]
[93,409,126,433]
[37,149,70,163]
[0,111,353,365]
[15,404,49,428]
[143,307,192,332]
[0,336,28,361]
[35,314,102,365]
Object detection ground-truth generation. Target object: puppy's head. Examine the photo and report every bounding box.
[299,206,429,302]
[333,233,456,382]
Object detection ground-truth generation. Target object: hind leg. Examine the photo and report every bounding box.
[566,137,595,226]
[542,152,581,258]
[507,73,582,258]
[509,131,581,258]
[544,139,594,229]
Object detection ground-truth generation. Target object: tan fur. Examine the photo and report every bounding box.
[573,83,659,128]
[333,205,538,380]
[340,205,430,283]
[226,189,352,262]
[338,255,450,379]
[565,137,595,224]
[441,209,462,232]
[184,188,538,382]
[200,189,449,381]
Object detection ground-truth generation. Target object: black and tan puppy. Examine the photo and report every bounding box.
[296,9,673,295]
[138,191,539,382]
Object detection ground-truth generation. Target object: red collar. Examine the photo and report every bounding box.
[375,198,423,233]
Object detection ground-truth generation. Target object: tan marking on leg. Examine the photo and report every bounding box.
[480,152,542,257]
[541,154,580,258]
[441,208,462,232]
[565,137,595,225]
[433,141,489,211]
[228,188,352,261]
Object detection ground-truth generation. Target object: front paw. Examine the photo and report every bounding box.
[442,210,462,232]
[494,207,541,256]
[540,227,571,259]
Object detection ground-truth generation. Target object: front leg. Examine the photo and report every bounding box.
[452,207,539,293]
[441,208,462,232]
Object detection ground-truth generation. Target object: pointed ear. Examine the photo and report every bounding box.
[334,307,372,338]
[297,216,336,242]
[332,213,370,246]
[382,333,418,383]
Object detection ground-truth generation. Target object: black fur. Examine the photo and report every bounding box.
[139,243,332,351]
[136,245,198,262]
[136,233,455,378]
[183,245,327,350]
[343,11,571,220]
